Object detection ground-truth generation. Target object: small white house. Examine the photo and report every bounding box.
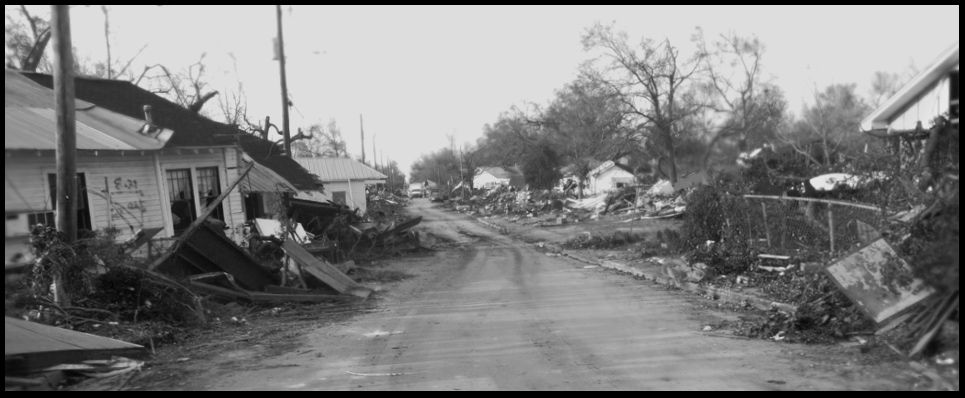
[861,42,959,132]
[586,161,636,195]
[474,167,525,190]
[295,158,386,214]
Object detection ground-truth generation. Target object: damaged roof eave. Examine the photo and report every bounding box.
[861,42,959,131]
[242,153,299,194]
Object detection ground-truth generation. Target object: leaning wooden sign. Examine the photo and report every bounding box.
[825,239,936,326]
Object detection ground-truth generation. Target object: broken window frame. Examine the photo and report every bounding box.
[196,167,225,222]
[167,169,197,236]
[332,191,347,206]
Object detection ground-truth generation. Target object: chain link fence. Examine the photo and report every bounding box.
[742,195,886,255]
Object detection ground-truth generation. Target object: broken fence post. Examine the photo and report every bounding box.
[828,203,835,253]
[761,202,772,248]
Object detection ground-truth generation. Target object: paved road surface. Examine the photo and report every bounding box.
[197,200,892,391]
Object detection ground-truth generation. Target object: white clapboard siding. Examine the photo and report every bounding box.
[297,180,368,214]
[5,148,247,245]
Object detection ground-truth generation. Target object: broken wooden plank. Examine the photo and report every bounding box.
[284,241,371,299]
[247,292,353,304]
[157,225,275,292]
[187,281,252,302]
[148,163,254,272]
[4,317,146,375]
[825,239,937,325]
[909,292,959,357]
[378,216,423,240]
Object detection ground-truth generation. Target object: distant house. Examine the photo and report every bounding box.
[15,71,323,252]
[586,160,636,195]
[861,42,959,132]
[294,157,386,214]
[474,166,526,190]
[556,160,604,194]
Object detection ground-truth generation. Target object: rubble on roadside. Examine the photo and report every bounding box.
[445,180,693,228]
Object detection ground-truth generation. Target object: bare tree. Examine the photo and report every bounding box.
[218,82,248,127]
[292,119,349,158]
[582,23,703,183]
[695,30,787,169]
[5,5,51,72]
[135,54,220,114]
[868,63,919,108]
[525,76,632,198]
[778,84,872,167]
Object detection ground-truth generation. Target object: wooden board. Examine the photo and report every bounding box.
[283,241,371,299]
[824,239,937,325]
[158,225,275,292]
[5,317,145,375]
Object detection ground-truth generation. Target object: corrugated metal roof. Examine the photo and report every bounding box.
[5,71,173,151]
[861,42,959,131]
[5,176,34,214]
[295,157,387,182]
[241,154,298,194]
[21,72,323,191]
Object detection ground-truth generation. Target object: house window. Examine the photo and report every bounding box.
[167,169,196,235]
[951,71,959,124]
[6,214,30,238]
[26,212,56,229]
[196,167,224,222]
[332,191,347,206]
[46,173,93,232]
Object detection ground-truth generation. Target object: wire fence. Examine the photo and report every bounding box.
[742,195,886,255]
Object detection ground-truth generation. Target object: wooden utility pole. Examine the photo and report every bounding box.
[276,5,292,158]
[52,5,77,243]
[360,114,366,165]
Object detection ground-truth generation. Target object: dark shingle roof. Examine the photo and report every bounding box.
[21,72,323,191]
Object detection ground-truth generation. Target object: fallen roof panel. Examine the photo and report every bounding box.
[5,317,146,374]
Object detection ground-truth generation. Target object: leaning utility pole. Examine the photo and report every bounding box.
[52,5,77,243]
[276,5,292,158]
[360,114,366,165]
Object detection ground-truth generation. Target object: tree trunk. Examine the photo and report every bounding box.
[666,129,679,184]
[578,177,585,200]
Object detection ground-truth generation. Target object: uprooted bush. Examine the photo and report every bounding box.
[91,267,204,325]
[682,180,758,275]
[13,226,205,327]
[20,226,129,306]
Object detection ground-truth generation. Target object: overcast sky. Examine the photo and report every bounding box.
[14,5,960,177]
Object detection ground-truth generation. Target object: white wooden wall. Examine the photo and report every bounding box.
[4,148,246,245]
[297,180,368,214]
[589,168,635,195]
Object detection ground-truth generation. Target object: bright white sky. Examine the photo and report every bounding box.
[17,5,961,178]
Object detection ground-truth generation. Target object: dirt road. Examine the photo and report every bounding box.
[170,200,908,391]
